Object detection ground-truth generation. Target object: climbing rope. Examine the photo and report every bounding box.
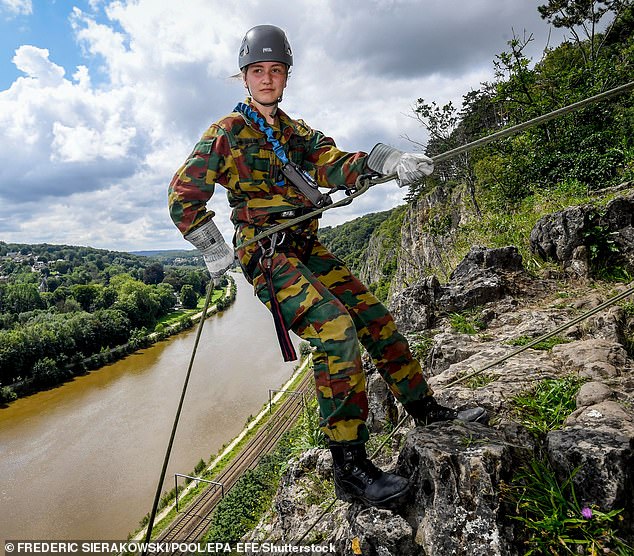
[239,80,634,251]
[444,282,634,388]
[293,281,634,544]
[142,279,216,551]
[144,80,634,545]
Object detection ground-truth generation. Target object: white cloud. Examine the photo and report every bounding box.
[12,45,65,86]
[0,0,569,251]
[0,0,31,16]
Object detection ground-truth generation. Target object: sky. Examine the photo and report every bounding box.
[0,0,571,253]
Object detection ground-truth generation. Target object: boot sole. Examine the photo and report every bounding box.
[334,479,410,508]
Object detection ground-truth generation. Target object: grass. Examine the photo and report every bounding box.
[449,178,626,276]
[410,333,434,361]
[511,375,585,436]
[506,372,632,554]
[154,287,225,329]
[449,309,486,334]
[455,369,497,389]
[504,458,632,555]
[507,334,570,351]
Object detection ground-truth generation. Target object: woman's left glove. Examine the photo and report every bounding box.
[366,143,434,186]
[184,218,235,279]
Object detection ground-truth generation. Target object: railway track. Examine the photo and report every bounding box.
[145,369,314,554]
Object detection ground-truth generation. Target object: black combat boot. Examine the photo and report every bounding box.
[404,396,488,426]
[330,442,409,507]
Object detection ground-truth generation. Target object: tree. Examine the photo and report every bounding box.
[180,284,198,309]
[155,283,177,314]
[143,262,165,285]
[538,0,632,72]
[110,274,161,328]
[5,283,45,314]
[70,284,100,312]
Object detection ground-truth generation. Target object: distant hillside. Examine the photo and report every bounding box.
[130,249,203,265]
[318,209,396,274]
[130,249,200,264]
[131,249,196,258]
[0,241,150,267]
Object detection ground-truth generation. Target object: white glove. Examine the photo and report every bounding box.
[184,218,235,278]
[366,143,434,187]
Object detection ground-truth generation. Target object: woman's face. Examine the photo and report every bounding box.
[243,61,288,107]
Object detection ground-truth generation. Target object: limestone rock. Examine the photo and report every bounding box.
[242,195,634,554]
[552,339,629,378]
[576,381,614,407]
[348,507,418,556]
[390,275,439,333]
[391,246,526,333]
[530,192,634,274]
[396,422,530,556]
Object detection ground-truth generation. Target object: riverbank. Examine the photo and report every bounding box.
[0,273,299,541]
[1,276,237,404]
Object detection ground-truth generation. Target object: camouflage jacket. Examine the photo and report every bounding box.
[168,99,369,237]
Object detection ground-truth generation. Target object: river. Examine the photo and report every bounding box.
[0,273,300,541]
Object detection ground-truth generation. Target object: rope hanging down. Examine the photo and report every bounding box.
[142,280,216,552]
[143,80,634,545]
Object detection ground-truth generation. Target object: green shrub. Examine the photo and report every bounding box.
[0,385,17,403]
[507,335,569,351]
[202,434,294,543]
[449,310,486,334]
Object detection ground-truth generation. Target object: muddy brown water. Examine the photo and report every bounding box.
[0,274,300,540]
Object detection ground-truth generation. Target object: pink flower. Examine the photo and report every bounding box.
[581,506,593,519]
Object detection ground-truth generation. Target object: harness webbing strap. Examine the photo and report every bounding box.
[261,256,297,362]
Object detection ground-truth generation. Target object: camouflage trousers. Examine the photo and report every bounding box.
[237,228,433,444]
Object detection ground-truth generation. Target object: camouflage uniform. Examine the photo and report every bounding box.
[169,99,433,444]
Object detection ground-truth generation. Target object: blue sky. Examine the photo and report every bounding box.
[0,0,571,252]
[0,1,111,88]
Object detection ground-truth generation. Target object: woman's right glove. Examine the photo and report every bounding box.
[184,218,235,279]
[366,143,434,187]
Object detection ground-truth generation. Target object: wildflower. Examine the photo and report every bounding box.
[581,506,593,519]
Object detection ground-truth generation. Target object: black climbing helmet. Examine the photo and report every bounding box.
[238,25,293,71]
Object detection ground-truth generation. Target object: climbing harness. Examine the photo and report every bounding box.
[235,101,343,360]
[143,80,634,546]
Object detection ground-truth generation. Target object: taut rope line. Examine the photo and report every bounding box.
[142,280,216,551]
[238,80,634,251]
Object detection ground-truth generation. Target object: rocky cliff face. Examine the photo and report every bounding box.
[243,193,634,555]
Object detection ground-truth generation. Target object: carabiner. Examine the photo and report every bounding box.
[260,231,286,259]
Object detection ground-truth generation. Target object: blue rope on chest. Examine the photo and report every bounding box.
[235,102,289,165]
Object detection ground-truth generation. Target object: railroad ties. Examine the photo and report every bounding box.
[144,369,314,555]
